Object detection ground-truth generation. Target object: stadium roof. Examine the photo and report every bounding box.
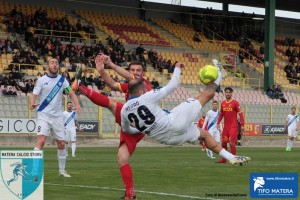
[200,0,299,13]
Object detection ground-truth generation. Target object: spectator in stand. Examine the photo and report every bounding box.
[148,49,158,69]
[25,79,35,93]
[151,77,160,89]
[266,86,274,99]
[285,47,291,57]
[135,44,146,67]
[193,32,201,43]
[113,75,120,83]
[102,84,112,96]
[3,86,17,96]
[10,67,21,80]
[0,74,9,86]
[37,72,42,79]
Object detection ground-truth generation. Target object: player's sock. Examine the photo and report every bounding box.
[79,84,110,107]
[229,143,236,155]
[290,140,294,150]
[65,144,69,155]
[120,164,135,197]
[214,71,223,85]
[71,143,76,156]
[286,139,290,149]
[219,149,235,160]
[58,149,67,173]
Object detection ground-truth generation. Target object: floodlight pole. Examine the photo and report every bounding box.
[264,0,275,91]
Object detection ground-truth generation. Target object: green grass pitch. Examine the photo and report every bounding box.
[5,147,300,200]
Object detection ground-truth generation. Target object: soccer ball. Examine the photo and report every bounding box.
[198,65,218,84]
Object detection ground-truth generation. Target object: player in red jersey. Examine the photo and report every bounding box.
[198,112,206,151]
[72,55,151,200]
[216,87,245,163]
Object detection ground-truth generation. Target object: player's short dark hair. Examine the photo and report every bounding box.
[67,101,72,105]
[291,106,296,110]
[224,87,233,92]
[48,57,59,62]
[212,100,218,104]
[128,61,144,70]
[128,79,145,95]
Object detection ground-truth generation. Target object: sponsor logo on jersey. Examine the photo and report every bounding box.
[223,107,233,111]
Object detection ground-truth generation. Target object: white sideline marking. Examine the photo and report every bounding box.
[45,183,225,200]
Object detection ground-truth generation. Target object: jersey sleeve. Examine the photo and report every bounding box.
[217,103,224,125]
[32,78,42,95]
[235,101,245,126]
[142,67,181,102]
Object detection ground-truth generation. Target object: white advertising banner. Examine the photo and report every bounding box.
[0,119,37,133]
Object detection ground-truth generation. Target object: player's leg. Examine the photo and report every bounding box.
[114,102,139,199]
[52,115,70,177]
[206,131,215,158]
[194,61,224,106]
[118,143,136,199]
[229,128,238,155]
[32,116,50,175]
[199,129,250,166]
[65,129,70,156]
[217,129,228,163]
[286,130,295,151]
[70,128,77,157]
[72,67,111,110]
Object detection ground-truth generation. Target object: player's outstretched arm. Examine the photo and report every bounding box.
[68,90,81,114]
[95,54,120,90]
[155,63,183,100]
[103,55,133,81]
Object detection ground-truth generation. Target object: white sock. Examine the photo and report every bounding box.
[219,149,235,160]
[57,149,66,173]
[214,71,222,85]
[71,143,76,156]
[290,140,293,149]
[287,139,290,148]
[65,144,69,155]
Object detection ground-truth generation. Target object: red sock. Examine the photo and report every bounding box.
[120,164,135,197]
[79,85,109,108]
[221,142,227,150]
[230,143,236,155]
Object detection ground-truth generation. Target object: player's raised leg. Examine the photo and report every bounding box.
[199,129,250,166]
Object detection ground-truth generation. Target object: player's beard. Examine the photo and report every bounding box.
[48,68,59,76]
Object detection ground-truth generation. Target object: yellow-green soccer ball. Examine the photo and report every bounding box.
[198,65,218,84]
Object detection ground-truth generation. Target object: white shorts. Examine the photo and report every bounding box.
[288,129,298,137]
[166,98,202,145]
[208,129,220,143]
[65,128,76,142]
[36,112,66,141]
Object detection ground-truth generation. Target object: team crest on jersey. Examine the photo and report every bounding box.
[0,150,44,200]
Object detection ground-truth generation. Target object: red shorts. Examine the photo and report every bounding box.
[222,127,238,143]
[115,102,145,155]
